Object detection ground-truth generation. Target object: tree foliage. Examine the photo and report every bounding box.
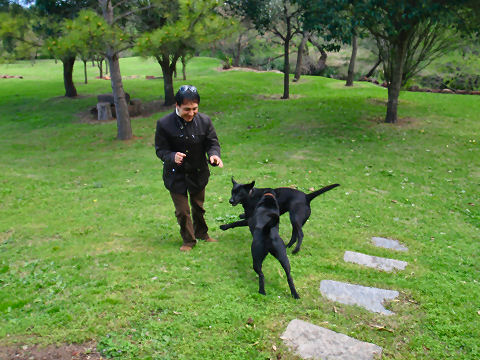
[136,0,226,105]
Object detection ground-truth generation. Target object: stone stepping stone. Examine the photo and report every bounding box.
[344,251,408,272]
[320,280,399,315]
[372,236,408,252]
[281,319,383,360]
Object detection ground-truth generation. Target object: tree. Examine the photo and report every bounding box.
[293,30,308,82]
[226,0,304,99]
[136,0,225,105]
[353,0,469,123]
[34,0,98,97]
[98,0,136,140]
[0,11,41,63]
[295,0,353,82]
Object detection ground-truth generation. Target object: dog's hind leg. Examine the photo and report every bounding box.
[286,223,298,249]
[252,243,268,295]
[287,205,310,253]
[272,244,300,299]
[291,225,304,254]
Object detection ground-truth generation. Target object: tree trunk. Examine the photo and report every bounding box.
[83,60,88,84]
[98,59,104,78]
[100,0,132,140]
[158,56,177,106]
[293,31,308,82]
[62,56,77,97]
[107,52,132,139]
[385,35,409,123]
[182,56,187,81]
[281,14,291,100]
[318,48,327,73]
[365,56,382,78]
[105,58,109,75]
[233,33,244,67]
[282,37,290,99]
[346,34,357,86]
[309,36,328,74]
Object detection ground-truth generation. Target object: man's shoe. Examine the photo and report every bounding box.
[204,237,218,243]
[180,245,194,252]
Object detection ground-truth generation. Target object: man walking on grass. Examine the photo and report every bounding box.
[155,85,223,251]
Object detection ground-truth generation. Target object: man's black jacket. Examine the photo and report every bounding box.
[155,111,221,195]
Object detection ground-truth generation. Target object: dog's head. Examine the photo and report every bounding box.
[229,177,255,206]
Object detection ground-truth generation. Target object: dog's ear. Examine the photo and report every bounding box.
[246,181,255,190]
[231,176,237,185]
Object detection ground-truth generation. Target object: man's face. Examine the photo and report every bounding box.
[177,100,198,122]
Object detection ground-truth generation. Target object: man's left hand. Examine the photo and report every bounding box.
[209,155,223,168]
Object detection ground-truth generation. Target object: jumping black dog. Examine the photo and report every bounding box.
[248,190,299,299]
[220,178,340,253]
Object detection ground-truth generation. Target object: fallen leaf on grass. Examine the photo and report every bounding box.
[369,324,394,333]
[272,345,277,351]
[391,199,398,203]
[173,311,182,315]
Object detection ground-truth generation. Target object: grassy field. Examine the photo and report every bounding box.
[0,56,479,359]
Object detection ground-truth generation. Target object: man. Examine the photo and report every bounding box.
[155,85,223,251]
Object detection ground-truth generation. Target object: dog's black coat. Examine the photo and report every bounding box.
[220,178,340,253]
[248,191,299,299]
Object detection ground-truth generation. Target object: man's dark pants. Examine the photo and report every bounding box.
[170,189,208,247]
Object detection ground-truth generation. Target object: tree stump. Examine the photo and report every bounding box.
[97,102,112,121]
[129,98,142,116]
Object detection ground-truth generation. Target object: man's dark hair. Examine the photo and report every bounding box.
[175,85,200,105]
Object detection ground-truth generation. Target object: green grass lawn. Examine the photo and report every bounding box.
[0,56,479,359]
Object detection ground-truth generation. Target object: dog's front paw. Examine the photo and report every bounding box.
[239,213,246,219]
[219,224,229,231]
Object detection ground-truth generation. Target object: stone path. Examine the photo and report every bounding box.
[372,236,408,252]
[344,251,408,272]
[281,319,383,360]
[320,280,399,315]
[281,237,409,359]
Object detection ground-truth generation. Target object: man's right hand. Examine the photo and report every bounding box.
[174,152,186,165]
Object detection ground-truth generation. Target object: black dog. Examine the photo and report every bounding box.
[220,178,339,253]
[249,191,299,299]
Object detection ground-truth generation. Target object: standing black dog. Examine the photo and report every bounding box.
[220,178,340,253]
[249,190,299,299]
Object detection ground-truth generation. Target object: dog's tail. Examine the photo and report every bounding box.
[306,183,340,204]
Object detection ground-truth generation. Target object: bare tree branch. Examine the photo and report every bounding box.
[114,5,154,22]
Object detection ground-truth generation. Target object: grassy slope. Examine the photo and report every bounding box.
[0,57,479,359]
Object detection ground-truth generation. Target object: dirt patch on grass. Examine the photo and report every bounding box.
[0,341,103,360]
[255,94,303,100]
[369,116,421,128]
[219,66,282,74]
